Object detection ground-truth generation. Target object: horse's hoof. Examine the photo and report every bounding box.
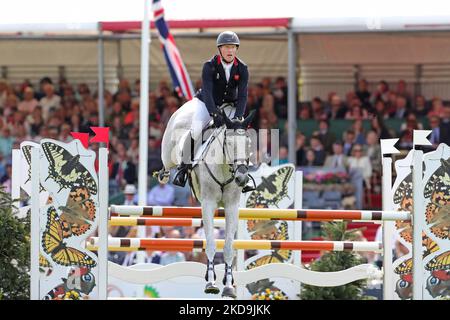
[204,283,220,295]
[221,286,237,299]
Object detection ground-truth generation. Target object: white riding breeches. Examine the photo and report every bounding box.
[174,97,236,164]
[190,97,235,141]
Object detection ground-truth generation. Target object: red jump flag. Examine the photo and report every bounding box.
[90,127,110,148]
[70,132,90,149]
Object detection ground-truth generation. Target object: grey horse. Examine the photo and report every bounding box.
[158,104,255,298]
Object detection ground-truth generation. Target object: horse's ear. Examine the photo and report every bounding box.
[242,110,256,128]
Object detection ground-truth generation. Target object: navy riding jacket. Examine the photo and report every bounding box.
[195,54,249,118]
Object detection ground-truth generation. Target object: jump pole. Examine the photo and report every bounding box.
[88,237,383,253]
[109,205,410,221]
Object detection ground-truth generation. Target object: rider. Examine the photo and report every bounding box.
[172,31,249,187]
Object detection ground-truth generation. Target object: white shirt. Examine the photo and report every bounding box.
[221,60,233,82]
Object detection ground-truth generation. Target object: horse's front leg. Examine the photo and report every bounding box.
[202,200,220,294]
[222,200,239,299]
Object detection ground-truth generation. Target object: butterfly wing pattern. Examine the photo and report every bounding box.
[41,142,97,195]
[41,207,97,268]
[21,144,45,192]
[244,165,294,299]
[246,166,293,208]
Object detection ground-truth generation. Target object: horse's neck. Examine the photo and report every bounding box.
[203,129,232,179]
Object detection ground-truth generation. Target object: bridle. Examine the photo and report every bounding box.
[202,124,253,193]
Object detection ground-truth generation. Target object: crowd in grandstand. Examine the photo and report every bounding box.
[1,75,449,264]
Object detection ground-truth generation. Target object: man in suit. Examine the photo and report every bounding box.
[439,106,450,146]
[316,119,336,154]
[324,141,349,170]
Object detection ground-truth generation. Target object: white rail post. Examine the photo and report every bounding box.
[412,149,424,300]
[381,156,394,300]
[293,170,303,299]
[98,146,109,300]
[11,149,21,215]
[30,146,40,300]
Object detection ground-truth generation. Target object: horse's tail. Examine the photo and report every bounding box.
[154,168,170,184]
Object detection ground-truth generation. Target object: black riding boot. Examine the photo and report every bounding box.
[172,135,193,187]
[173,163,188,187]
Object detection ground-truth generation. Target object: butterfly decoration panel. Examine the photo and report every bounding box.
[37,139,99,300]
[19,142,53,276]
[421,144,450,299]
[239,163,299,300]
[391,143,449,300]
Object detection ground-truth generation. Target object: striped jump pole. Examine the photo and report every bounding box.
[110,217,226,228]
[109,205,410,222]
[87,237,383,253]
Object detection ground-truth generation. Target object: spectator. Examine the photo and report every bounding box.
[413,95,430,117]
[428,97,444,118]
[324,141,349,170]
[123,184,138,205]
[427,115,441,148]
[302,148,321,167]
[147,182,175,206]
[273,145,289,166]
[148,137,163,175]
[110,143,137,187]
[39,83,61,121]
[348,144,372,191]
[159,229,186,265]
[311,97,326,120]
[370,80,389,105]
[0,152,5,178]
[400,113,423,132]
[295,132,307,166]
[373,99,390,119]
[351,119,367,145]
[309,135,326,165]
[370,115,393,140]
[18,87,38,113]
[298,103,312,120]
[393,95,410,119]
[386,91,398,117]
[396,80,412,107]
[327,94,347,119]
[316,119,336,153]
[59,123,73,144]
[0,79,8,108]
[365,130,382,174]
[0,127,13,159]
[127,138,139,165]
[273,76,287,119]
[356,79,371,109]
[343,130,356,156]
[1,163,12,194]
[345,102,370,120]
[439,106,450,145]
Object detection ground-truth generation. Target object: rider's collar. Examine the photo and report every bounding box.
[216,54,238,66]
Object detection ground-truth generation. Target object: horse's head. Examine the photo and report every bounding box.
[222,110,256,188]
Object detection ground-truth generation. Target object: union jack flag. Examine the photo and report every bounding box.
[152,0,195,100]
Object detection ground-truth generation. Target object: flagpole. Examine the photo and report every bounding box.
[138,0,151,264]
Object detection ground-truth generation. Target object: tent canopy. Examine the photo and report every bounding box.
[1,0,450,34]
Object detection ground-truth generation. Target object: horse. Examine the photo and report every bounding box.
[158,101,255,298]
